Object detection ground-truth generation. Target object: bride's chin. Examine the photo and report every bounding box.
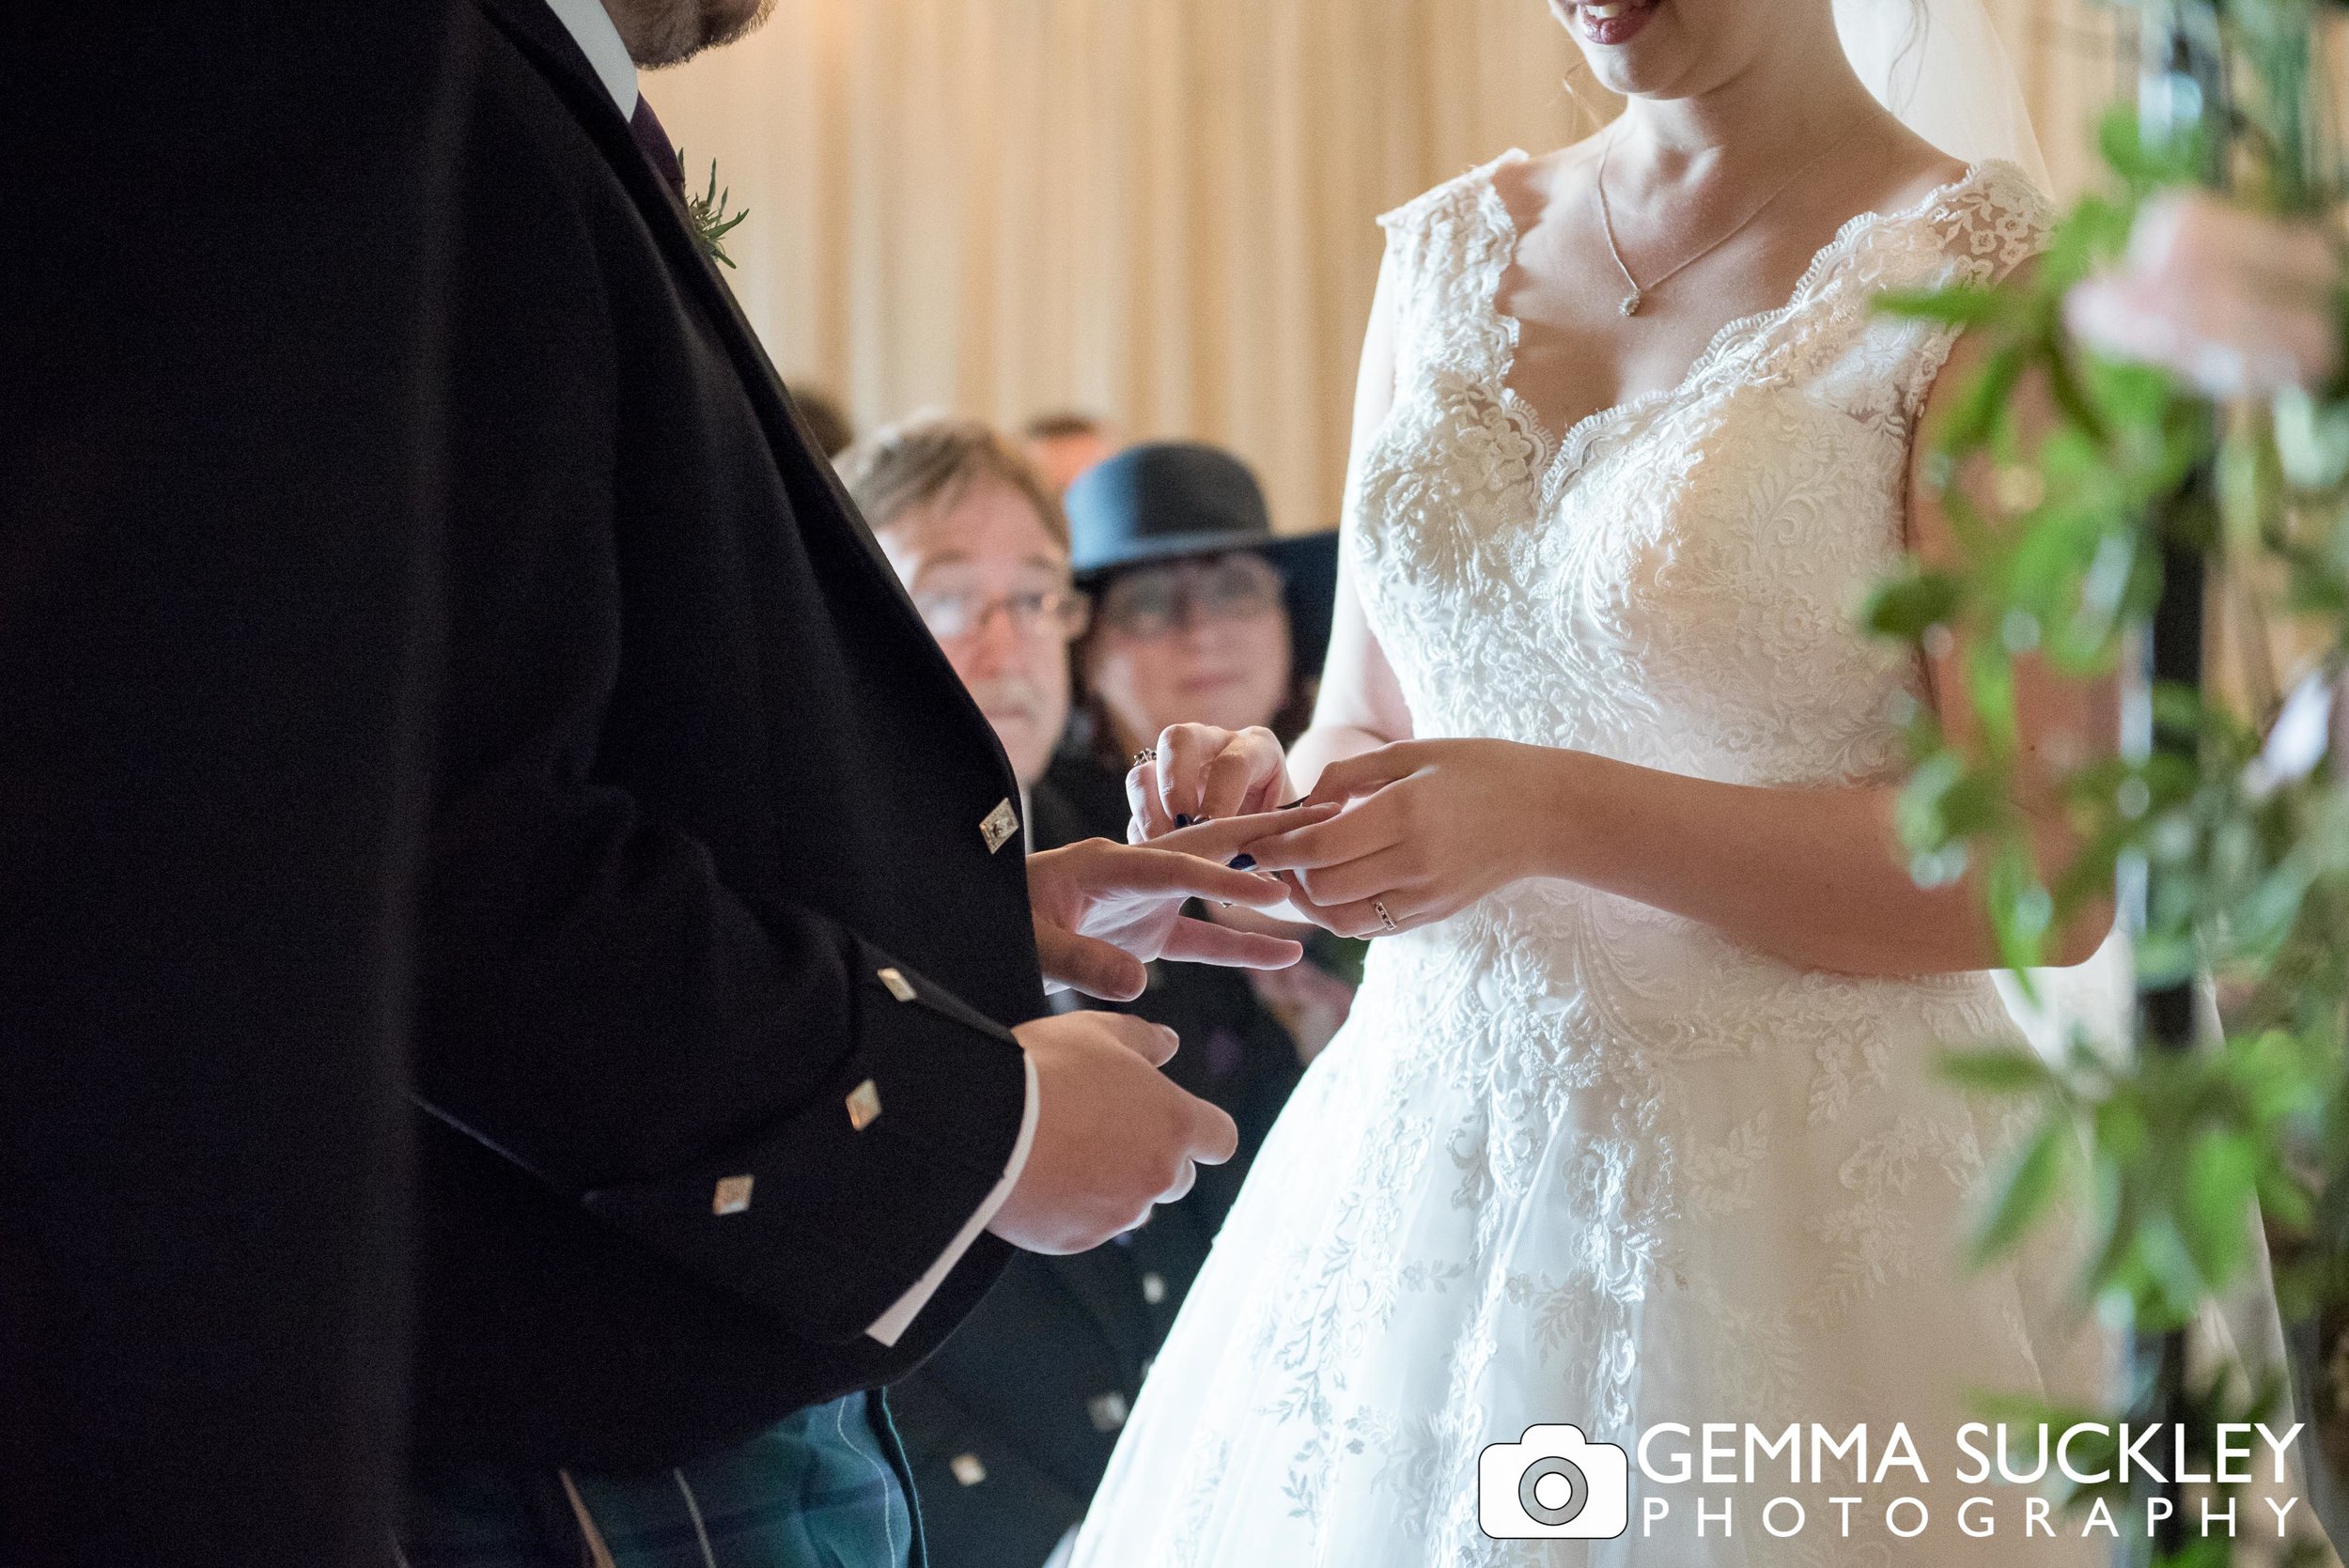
[1554,0,1663,47]
[1559,1,1685,85]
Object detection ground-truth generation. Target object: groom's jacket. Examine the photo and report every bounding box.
[411,0,1041,1467]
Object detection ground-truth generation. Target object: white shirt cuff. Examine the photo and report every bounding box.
[863,1049,1039,1346]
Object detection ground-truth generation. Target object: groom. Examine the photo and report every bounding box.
[397,0,1300,1560]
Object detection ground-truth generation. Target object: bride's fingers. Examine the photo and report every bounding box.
[1303,889,1429,940]
[1240,801,1402,874]
[1198,745,1267,823]
[1155,724,1229,822]
[1151,804,1339,869]
[1240,772,1286,818]
[1294,846,1420,909]
[1127,759,1176,841]
[1302,742,1424,809]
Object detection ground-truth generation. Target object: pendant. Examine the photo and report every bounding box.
[1620,290,1642,318]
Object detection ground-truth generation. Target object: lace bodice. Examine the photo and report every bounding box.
[1071,158,2107,1568]
[1353,153,2051,789]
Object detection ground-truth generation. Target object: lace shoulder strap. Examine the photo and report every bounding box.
[1909,159,2054,287]
[1372,150,1528,386]
[1753,159,2058,440]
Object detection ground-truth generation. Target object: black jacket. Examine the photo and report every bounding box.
[888,765,1307,1566]
[409,0,1043,1468]
[1,5,462,1562]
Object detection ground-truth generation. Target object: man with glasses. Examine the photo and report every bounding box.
[849,418,1094,804]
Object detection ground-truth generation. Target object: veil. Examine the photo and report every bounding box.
[1833,0,2056,194]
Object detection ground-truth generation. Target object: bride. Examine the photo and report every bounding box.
[1072,0,2118,1562]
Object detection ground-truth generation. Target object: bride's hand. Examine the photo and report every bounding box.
[1127,723,1296,841]
[1239,738,1560,938]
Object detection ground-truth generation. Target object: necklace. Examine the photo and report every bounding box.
[1594,116,1863,318]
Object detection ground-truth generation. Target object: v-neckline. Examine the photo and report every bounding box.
[1477,147,2000,505]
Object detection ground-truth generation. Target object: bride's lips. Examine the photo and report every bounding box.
[1577,0,1658,46]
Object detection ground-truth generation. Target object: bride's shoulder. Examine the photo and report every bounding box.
[1911,158,2057,272]
[1376,146,1544,239]
[1838,138,2052,281]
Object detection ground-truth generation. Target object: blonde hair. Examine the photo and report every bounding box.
[843,413,1070,551]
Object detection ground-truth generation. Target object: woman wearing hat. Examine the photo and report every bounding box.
[1058,441,1339,777]
[1048,442,1359,1078]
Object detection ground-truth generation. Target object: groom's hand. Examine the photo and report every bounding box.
[1028,812,1337,1001]
[988,1012,1240,1254]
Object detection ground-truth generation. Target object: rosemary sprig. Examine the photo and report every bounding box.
[681,154,749,269]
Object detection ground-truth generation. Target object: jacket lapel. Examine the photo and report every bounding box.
[469,0,1027,815]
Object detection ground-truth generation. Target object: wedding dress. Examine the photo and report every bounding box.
[1069,154,2114,1567]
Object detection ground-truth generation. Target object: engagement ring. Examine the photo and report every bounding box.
[1130,747,1158,768]
[1373,898,1398,934]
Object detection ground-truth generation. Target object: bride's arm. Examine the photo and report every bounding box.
[1253,309,2118,977]
[1286,247,1415,796]
[1537,307,2113,974]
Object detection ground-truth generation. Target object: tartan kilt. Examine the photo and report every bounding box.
[400,1392,917,1568]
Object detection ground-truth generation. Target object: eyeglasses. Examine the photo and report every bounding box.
[1097,554,1284,640]
[910,583,1092,643]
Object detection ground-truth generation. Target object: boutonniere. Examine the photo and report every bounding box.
[680,153,749,270]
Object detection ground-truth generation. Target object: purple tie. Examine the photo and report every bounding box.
[629,94,686,197]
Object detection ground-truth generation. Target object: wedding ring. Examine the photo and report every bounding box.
[1373,898,1398,934]
[1130,747,1158,768]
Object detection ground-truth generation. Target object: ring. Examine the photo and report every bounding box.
[1130,747,1158,768]
[1372,898,1398,934]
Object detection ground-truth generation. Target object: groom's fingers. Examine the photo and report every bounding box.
[1184,1098,1240,1167]
[1156,917,1304,970]
[1034,924,1150,1001]
[1078,837,1291,909]
[1089,1011,1181,1067]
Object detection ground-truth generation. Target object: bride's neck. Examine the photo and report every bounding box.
[1612,32,1884,177]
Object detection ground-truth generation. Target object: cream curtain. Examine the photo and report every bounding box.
[656,0,2123,535]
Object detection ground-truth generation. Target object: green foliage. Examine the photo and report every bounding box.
[1864,5,2349,1551]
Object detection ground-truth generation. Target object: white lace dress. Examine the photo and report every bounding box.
[1068,155,2112,1567]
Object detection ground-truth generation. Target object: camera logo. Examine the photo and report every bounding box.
[1478,1424,1630,1539]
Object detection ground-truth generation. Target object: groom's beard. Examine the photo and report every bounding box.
[609,0,775,68]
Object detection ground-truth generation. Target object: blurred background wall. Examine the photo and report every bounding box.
[656,0,2124,536]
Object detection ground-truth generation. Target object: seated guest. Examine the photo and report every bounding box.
[1020,410,1119,499]
[1059,442,1361,1067]
[847,418,1311,1568]
[786,381,857,459]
